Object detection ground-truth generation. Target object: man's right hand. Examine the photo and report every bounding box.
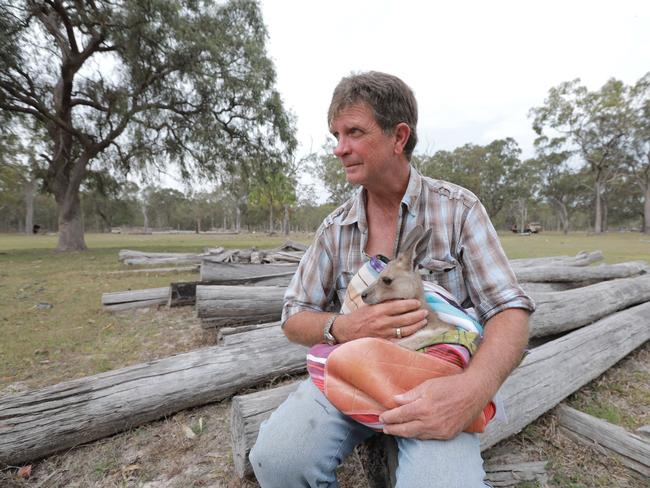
[332,299,428,343]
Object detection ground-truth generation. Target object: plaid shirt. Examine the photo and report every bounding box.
[282,166,535,325]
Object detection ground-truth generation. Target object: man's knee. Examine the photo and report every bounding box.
[250,421,316,483]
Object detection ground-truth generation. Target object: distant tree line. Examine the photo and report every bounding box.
[0,1,647,242]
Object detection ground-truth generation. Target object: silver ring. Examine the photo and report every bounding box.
[395,328,402,339]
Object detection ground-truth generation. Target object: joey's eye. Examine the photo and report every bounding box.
[382,277,393,285]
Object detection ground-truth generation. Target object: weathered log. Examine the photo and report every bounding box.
[509,250,603,268]
[519,282,575,294]
[106,265,199,275]
[0,334,308,466]
[484,460,548,487]
[102,287,169,311]
[168,282,198,307]
[229,301,650,478]
[530,275,650,338]
[196,285,286,328]
[218,322,280,344]
[513,261,648,283]
[276,240,308,252]
[199,261,297,283]
[557,404,650,478]
[118,249,203,266]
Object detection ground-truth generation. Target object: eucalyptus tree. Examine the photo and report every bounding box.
[311,140,356,205]
[0,0,295,250]
[624,72,650,233]
[530,78,631,233]
[419,138,530,220]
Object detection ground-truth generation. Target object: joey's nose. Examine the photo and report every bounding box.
[361,291,368,301]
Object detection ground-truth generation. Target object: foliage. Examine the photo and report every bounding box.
[310,140,356,205]
[0,0,296,250]
[530,77,635,233]
[418,138,533,220]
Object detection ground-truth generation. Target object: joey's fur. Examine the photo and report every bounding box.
[361,227,455,350]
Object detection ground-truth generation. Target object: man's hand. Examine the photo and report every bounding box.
[379,373,486,439]
[332,299,428,343]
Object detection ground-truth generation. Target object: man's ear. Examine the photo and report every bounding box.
[393,122,411,155]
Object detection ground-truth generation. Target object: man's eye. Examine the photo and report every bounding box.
[382,277,393,285]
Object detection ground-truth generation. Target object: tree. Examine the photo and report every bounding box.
[530,78,631,233]
[0,0,295,250]
[248,157,297,234]
[419,138,530,220]
[624,72,650,233]
[311,140,356,205]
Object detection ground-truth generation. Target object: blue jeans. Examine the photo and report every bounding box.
[250,379,489,488]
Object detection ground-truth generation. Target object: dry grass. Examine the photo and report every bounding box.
[1,231,649,487]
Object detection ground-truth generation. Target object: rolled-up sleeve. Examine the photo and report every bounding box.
[281,225,336,326]
[459,201,536,323]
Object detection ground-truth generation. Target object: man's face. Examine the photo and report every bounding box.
[329,102,398,187]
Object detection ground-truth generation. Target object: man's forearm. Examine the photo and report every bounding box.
[283,310,333,347]
[465,308,530,408]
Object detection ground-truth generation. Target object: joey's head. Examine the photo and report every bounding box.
[361,253,423,305]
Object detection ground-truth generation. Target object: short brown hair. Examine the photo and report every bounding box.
[328,71,418,159]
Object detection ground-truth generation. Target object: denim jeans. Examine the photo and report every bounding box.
[250,379,489,488]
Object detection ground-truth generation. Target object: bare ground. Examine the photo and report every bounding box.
[1,307,648,488]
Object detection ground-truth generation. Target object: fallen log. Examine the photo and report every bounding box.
[484,460,548,487]
[557,404,650,478]
[196,285,286,328]
[530,275,650,338]
[118,250,203,266]
[168,282,198,307]
[106,265,199,275]
[509,250,603,268]
[102,287,169,312]
[513,261,648,283]
[217,322,280,344]
[199,261,297,283]
[229,301,650,477]
[0,334,308,466]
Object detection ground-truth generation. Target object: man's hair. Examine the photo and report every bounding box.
[328,71,418,160]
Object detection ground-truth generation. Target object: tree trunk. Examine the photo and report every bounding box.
[55,191,87,251]
[268,202,274,234]
[142,203,149,233]
[283,204,290,236]
[643,183,650,234]
[594,180,603,233]
[236,206,241,233]
[24,178,36,235]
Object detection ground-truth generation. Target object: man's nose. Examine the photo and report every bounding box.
[333,137,348,158]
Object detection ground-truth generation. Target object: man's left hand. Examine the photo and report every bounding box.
[379,373,486,440]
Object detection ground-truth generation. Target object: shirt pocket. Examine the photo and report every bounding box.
[418,255,460,291]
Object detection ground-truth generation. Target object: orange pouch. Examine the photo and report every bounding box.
[323,337,495,432]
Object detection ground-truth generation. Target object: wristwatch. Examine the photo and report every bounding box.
[323,314,340,345]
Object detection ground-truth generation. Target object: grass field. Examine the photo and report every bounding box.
[0,230,649,487]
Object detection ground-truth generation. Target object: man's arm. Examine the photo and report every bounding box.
[379,307,529,439]
[284,300,428,347]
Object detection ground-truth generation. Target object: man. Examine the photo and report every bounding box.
[250,71,535,487]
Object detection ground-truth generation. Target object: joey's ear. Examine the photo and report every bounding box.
[400,225,423,257]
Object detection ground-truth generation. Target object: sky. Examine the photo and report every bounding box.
[259,0,650,198]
